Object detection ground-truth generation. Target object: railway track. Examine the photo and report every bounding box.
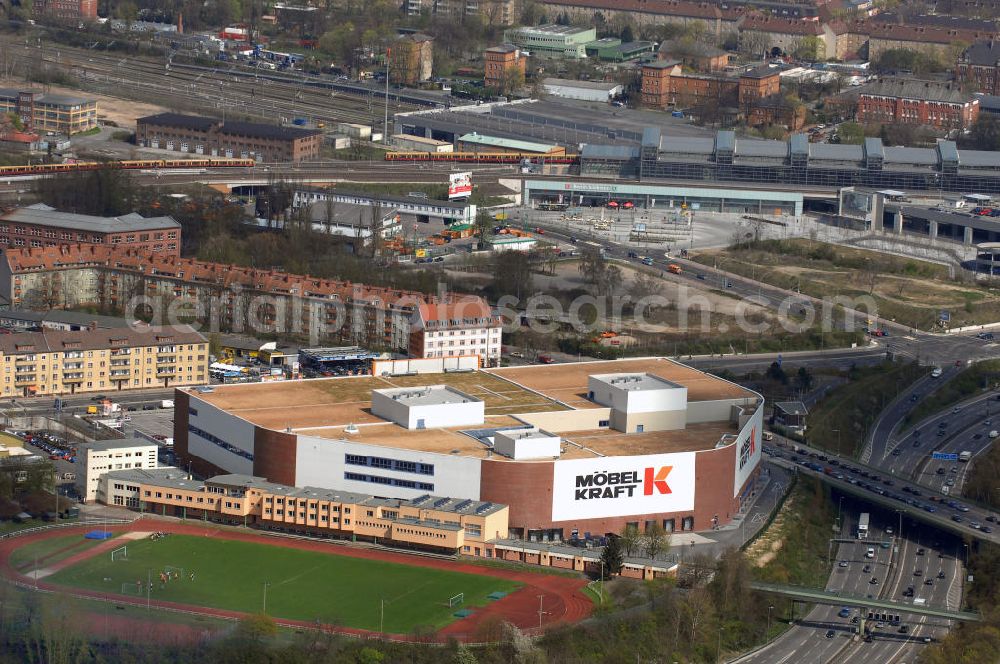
[5,36,423,127]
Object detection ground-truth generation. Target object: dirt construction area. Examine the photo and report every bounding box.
[0,79,167,129]
[0,520,592,645]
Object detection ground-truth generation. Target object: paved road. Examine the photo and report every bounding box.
[882,390,1000,492]
[736,513,959,663]
[864,367,958,464]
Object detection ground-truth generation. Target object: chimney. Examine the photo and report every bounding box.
[177,12,183,34]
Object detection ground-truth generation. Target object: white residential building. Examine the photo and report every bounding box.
[408,300,503,367]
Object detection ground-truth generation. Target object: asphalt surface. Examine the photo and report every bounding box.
[736,513,959,664]
[768,443,999,544]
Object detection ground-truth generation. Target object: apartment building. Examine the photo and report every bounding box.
[640,60,738,109]
[867,22,998,62]
[541,0,738,38]
[0,204,181,256]
[136,113,323,162]
[32,0,97,20]
[78,438,159,504]
[0,325,208,398]
[738,66,782,107]
[408,300,503,367]
[484,44,527,92]
[0,89,98,135]
[390,34,434,86]
[856,79,980,130]
[0,244,495,359]
[124,473,509,557]
[956,40,1000,95]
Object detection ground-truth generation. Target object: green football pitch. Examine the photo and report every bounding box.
[45,534,520,632]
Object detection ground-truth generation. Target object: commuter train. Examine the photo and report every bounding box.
[384,151,580,165]
[0,158,256,177]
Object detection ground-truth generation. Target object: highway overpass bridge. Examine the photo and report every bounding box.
[770,450,1000,546]
[751,582,982,622]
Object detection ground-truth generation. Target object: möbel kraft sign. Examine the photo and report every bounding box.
[551,452,696,521]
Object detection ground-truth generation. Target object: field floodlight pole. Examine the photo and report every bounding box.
[380,598,384,634]
[146,569,150,610]
[263,581,270,615]
[537,594,544,629]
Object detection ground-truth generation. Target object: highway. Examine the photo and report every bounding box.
[767,444,999,544]
[738,513,961,663]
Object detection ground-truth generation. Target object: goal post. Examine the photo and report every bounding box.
[164,565,185,578]
[120,581,143,596]
[447,593,464,608]
[110,545,127,562]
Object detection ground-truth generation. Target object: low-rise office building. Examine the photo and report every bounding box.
[78,438,159,504]
[0,204,181,256]
[136,113,323,162]
[0,325,208,398]
[0,89,98,135]
[502,24,597,59]
[124,472,508,556]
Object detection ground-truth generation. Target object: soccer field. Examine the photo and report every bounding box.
[45,534,520,632]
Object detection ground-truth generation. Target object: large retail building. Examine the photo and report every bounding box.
[173,358,763,543]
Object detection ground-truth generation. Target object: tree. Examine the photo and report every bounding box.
[619,522,641,556]
[960,114,1000,151]
[835,121,865,145]
[792,36,823,61]
[235,613,278,642]
[600,536,624,576]
[491,250,534,301]
[796,366,813,392]
[451,644,479,664]
[766,361,788,384]
[643,522,670,559]
[620,25,635,43]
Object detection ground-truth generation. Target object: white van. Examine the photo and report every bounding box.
[865,547,875,559]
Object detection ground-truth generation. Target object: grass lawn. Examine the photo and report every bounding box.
[46,535,519,632]
[9,533,107,571]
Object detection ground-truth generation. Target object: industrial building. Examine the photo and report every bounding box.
[293,187,477,224]
[502,24,597,59]
[575,128,1000,196]
[172,358,764,543]
[541,78,623,103]
[136,113,323,162]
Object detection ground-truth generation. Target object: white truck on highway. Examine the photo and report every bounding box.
[958,450,972,462]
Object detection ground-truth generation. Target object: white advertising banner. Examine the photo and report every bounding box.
[732,406,763,497]
[551,452,696,521]
[448,171,473,199]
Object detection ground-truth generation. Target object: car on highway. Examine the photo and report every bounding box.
[696,273,706,280]
[952,515,964,523]
[902,586,914,597]
[983,526,994,533]
[937,570,946,579]
[924,579,934,586]
[936,467,946,475]
[825,629,836,639]
[838,607,851,618]
[899,625,909,634]
[838,560,849,568]
[869,577,879,585]
[913,569,923,576]
[863,564,872,573]
[916,548,925,555]
[892,448,902,456]
[931,367,943,377]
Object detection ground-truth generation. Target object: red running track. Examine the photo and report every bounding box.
[0,520,593,644]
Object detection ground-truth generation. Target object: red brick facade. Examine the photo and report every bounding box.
[484,45,527,93]
[857,92,979,129]
[33,0,97,20]
[478,445,751,537]
[0,209,180,257]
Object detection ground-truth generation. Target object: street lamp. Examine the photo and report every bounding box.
[262,581,270,614]
[838,496,845,531]
[767,605,775,633]
[717,625,726,664]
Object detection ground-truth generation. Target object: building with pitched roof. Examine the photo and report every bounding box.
[0,324,207,397]
[856,79,980,129]
[0,243,493,359]
[956,40,1000,95]
[408,300,502,367]
[538,0,739,38]
[136,113,323,162]
[0,204,181,257]
[866,21,999,62]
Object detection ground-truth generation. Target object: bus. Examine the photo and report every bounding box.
[858,512,870,539]
[579,240,606,257]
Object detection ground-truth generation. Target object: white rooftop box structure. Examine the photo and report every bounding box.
[587,373,688,433]
[371,385,484,430]
[493,427,561,460]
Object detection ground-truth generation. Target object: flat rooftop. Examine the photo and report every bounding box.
[185,358,757,460]
[375,385,481,407]
[295,419,736,460]
[187,371,567,430]
[487,358,751,407]
[591,372,682,391]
